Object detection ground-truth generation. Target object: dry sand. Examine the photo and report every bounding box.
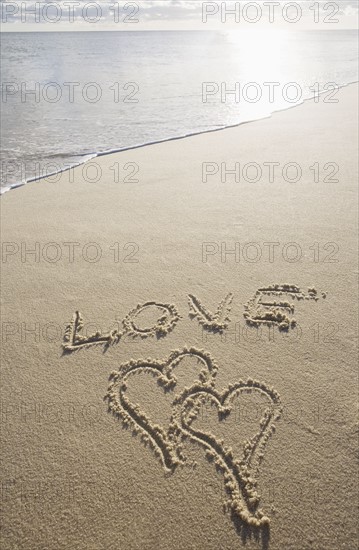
[1,83,358,550]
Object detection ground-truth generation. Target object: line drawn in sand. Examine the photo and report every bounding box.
[105,348,282,530]
[173,381,282,529]
[63,284,327,351]
[188,293,233,332]
[244,284,325,331]
[63,302,180,353]
[105,348,218,471]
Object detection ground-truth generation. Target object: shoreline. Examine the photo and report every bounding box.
[1,81,358,550]
[2,79,358,196]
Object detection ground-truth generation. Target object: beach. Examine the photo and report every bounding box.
[1,83,358,549]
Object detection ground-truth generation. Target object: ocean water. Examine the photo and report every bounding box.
[1,30,358,191]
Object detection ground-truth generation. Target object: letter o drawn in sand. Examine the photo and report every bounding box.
[122,301,180,339]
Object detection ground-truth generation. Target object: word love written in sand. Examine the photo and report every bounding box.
[63,284,324,352]
[106,348,282,528]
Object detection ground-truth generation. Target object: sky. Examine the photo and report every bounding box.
[1,0,358,31]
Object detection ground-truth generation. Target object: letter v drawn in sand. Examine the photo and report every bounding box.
[188,293,233,332]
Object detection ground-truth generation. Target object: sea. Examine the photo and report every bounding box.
[1,30,358,192]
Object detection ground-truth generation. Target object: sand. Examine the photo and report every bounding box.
[1,83,358,550]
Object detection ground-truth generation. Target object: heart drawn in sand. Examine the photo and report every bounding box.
[172,381,282,527]
[105,348,218,472]
[106,347,282,529]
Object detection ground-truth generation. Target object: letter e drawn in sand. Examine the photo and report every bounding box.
[244,284,324,331]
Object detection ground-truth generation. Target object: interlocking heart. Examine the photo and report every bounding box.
[105,348,282,529]
[106,348,218,471]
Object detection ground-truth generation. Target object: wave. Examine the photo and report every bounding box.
[1,80,357,196]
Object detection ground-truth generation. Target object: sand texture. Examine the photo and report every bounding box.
[1,84,358,550]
